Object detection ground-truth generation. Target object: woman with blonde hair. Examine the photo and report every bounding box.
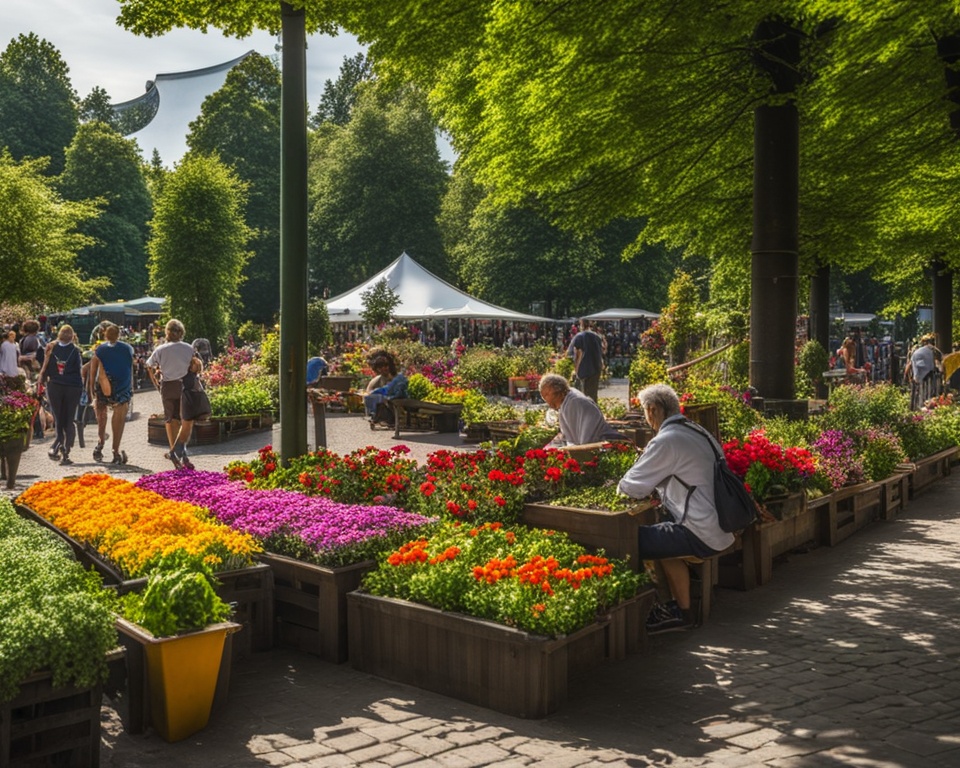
[37,325,84,464]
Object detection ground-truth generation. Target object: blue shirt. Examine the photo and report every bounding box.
[96,341,135,400]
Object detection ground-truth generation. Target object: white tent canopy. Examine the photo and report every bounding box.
[325,252,553,323]
[581,308,660,321]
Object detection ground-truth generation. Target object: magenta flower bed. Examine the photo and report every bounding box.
[136,470,436,567]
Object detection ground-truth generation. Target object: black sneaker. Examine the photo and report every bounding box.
[59,454,73,466]
[164,450,182,470]
[93,443,104,461]
[646,601,693,635]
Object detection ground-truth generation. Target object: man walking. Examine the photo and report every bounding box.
[571,319,606,402]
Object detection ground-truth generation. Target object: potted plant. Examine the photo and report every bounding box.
[116,554,241,742]
[350,521,648,718]
[0,378,37,489]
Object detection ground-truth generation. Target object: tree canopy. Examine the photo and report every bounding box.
[307,84,449,296]
[0,33,78,176]
[0,151,108,307]
[148,154,252,347]
[187,52,281,324]
[58,121,152,300]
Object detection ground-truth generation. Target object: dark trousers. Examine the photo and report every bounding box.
[47,381,81,454]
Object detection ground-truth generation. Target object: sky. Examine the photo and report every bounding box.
[0,0,363,116]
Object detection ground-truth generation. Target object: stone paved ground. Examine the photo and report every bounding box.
[7,383,960,767]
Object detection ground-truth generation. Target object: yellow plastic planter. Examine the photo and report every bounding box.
[117,618,241,742]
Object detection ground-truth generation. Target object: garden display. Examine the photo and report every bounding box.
[349,521,650,718]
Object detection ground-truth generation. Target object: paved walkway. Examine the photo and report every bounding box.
[8,383,960,767]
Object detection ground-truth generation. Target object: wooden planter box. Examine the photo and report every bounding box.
[146,413,273,446]
[258,553,374,664]
[347,592,610,719]
[899,446,957,498]
[315,376,354,392]
[879,472,910,521]
[752,495,819,586]
[604,586,658,660]
[389,399,463,439]
[817,480,882,547]
[1,659,117,767]
[521,500,658,572]
[461,423,491,443]
[486,420,523,443]
[14,503,273,659]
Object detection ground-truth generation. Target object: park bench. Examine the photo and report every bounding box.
[378,399,463,439]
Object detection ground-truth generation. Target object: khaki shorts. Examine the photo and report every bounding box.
[160,379,183,422]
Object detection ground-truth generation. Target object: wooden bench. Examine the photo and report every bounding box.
[387,399,463,439]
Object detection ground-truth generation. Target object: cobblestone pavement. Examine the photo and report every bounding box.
[8,384,960,767]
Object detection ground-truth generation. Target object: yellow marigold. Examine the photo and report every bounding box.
[17,474,260,578]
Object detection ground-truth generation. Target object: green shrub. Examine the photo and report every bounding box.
[258,331,280,376]
[406,373,435,401]
[553,355,574,381]
[796,340,829,397]
[209,379,274,416]
[628,351,668,398]
[0,500,117,701]
[856,428,907,482]
[120,553,231,638]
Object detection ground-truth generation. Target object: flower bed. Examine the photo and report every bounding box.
[137,468,437,662]
[16,474,260,579]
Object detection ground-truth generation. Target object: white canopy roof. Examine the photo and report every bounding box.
[325,252,553,323]
[581,308,660,320]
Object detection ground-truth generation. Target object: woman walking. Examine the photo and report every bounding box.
[37,325,84,465]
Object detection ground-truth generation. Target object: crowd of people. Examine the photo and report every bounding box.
[0,316,210,470]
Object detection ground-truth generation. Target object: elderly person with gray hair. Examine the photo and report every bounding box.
[538,373,624,447]
[617,383,734,633]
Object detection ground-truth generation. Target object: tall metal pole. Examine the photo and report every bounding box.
[279,3,308,462]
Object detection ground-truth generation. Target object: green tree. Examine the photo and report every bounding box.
[148,154,252,348]
[659,271,701,365]
[0,151,108,307]
[58,121,152,299]
[187,52,281,325]
[307,297,332,355]
[79,86,118,127]
[360,278,400,327]
[310,52,371,128]
[308,84,449,295]
[0,33,79,176]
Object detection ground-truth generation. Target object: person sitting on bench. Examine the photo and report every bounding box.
[617,383,734,634]
[364,350,407,424]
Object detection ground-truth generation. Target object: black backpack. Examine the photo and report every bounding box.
[665,419,758,533]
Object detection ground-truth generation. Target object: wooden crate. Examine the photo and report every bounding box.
[1,670,105,767]
[348,592,609,719]
[520,500,658,571]
[879,472,910,521]
[817,480,882,547]
[258,553,374,664]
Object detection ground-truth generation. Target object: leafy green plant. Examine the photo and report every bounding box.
[856,428,906,482]
[406,373,435,401]
[547,485,636,511]
[0,499,116,701]
[598,397,627,420]
[209,379,274,416]
[628,351,668,398]
[553,355,574,381]
[360,278,401,327]
[796,340,830,397]
[120,553,232,638]
[258,330,280,376]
